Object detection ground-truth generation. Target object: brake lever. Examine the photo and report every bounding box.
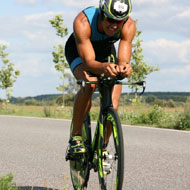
[77,80,86,87]
[138,81,146,96]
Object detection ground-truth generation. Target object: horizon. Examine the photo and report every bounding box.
[9,91,190,99]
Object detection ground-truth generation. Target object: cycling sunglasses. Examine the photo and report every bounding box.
[103,13,125,25]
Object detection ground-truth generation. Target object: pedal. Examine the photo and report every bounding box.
[103,161,112,175]
[65,146,75,161]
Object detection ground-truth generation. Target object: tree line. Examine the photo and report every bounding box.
[6,92,190,108]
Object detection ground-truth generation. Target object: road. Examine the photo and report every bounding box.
[0,115,190,190]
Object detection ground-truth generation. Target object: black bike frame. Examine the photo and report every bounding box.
[78,77,146,163]
[83,77,126,167]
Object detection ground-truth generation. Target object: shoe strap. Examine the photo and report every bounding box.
[69,136,83,144]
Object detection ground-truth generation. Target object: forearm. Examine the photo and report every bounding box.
[118,61,130,66]
[85,60,109,75]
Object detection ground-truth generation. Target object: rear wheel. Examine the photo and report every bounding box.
[69,116,91,189]
[98,107,124,190]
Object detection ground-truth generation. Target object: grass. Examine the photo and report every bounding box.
[0,104,73,119]
[0,103,189,130]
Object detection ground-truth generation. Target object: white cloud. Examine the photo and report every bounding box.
[134,0,170,6]
[143,39,190,65]
[14,0,37,5]
[160,65,190,76]
[177,9,190,18]
[0,11,70,80]
[14,54,56,77]
[63,0,97,8]
[132,0,190,38]
[14,0,98,9]
[24,11,56,22]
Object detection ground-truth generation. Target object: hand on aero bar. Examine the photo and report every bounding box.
[118,63,132,78]
[104,63,132,78]
[103,63,120,77]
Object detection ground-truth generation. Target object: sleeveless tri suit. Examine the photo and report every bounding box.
[65,6,125,72]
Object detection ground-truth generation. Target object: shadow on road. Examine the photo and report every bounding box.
[18,187,59,190]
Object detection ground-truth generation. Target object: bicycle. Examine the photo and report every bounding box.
[66,75,146,190]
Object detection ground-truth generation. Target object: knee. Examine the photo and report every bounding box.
[87,83,96,91]
[113,102,119,111]
[112,98,119,111]
[85,84,96,96]
[78,83,96,98]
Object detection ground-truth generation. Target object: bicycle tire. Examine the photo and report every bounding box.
[98,107,124,190]
[69,117,91,190]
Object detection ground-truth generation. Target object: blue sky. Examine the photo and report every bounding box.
[0,0,190,98]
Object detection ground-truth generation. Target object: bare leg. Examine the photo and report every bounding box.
[72,85,95,136]
[72,64,97,136]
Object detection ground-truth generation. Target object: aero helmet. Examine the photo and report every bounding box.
[99,0,132,21]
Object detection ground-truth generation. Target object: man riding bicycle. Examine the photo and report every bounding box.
[65,0,136,155]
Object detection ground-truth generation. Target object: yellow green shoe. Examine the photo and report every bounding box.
[69,136,86,154]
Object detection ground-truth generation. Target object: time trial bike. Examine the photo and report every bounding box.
[66,75,146,190]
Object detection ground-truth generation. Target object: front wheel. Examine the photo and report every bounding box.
[69,118,91,190]
[98,107,124,190]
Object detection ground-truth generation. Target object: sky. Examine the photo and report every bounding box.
[0,0,190,98]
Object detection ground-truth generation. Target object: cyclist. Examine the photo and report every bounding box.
[65,0,136,155]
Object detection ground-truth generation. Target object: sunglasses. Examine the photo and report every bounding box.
[104,13,125,25]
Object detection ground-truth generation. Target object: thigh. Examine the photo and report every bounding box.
[112,84,122,111]
[73,63,97,82]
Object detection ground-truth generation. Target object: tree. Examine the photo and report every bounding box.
[0,44,20,103]
[49,14,76,106]
[128,20,159,104]
[64,72,79,94]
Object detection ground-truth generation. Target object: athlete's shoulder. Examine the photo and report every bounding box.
[123,17,136,32]
[74,11,89,28]
[120,17,136,40]
[73,10,91,41]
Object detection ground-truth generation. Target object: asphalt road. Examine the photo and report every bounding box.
[0,115,190,190]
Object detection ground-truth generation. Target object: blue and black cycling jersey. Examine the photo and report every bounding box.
[65,6,123,72]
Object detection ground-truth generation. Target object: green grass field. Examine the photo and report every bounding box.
[1,103,190,130]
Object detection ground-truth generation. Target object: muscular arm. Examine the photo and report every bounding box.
[117,17,136,77]
[74,12,112,75]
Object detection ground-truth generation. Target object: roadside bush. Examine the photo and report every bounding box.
[64,94,75,106]
[122,105,165,126]
[145,95,157,104]
[174,102,185,107]
[56,96,63,106]
[56,94,75,106]
[153,99,165,107]
[0,173,17,190]
[164,99,176,108]
[148,105,165,125]
[174,109,190,130]
[24,99,41,106]
[43,105,52,117]
[129,111,150,125]
[153,99,176,108]
[44,100,56,106]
